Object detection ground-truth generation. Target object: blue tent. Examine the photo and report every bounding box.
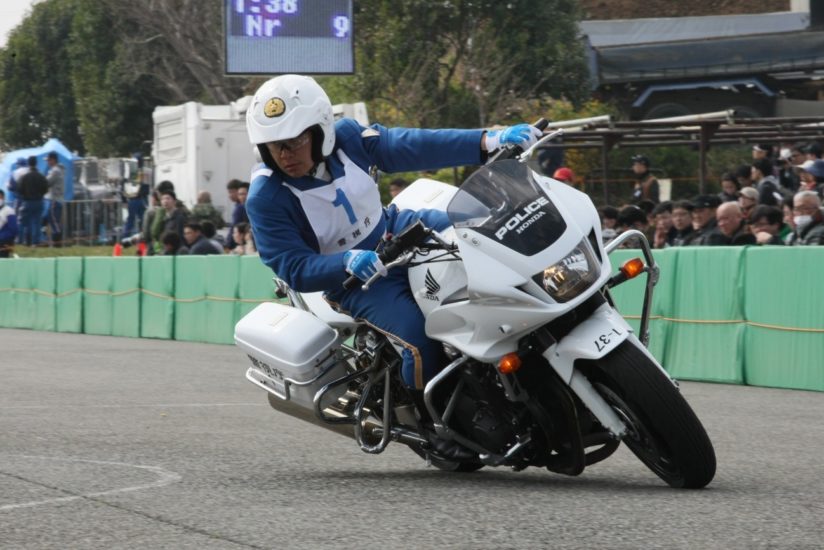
[0,138,78,201]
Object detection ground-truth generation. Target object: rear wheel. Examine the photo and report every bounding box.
[590,341,716,488]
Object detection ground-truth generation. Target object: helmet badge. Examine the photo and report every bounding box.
[263,98,286,118]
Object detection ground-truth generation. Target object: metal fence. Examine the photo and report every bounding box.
[63,199,124,246]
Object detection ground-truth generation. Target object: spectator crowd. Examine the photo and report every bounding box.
[5,140,824,260]
[131,178,257,256]
[595,142,824,248]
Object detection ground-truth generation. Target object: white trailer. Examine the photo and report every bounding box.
[152,97,369,217]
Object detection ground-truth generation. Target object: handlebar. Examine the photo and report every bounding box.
[342,221,431,291]
[343,118,550,291]
[486,118,550,163]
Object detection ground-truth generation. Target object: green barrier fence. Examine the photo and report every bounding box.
[742,247,824,391]
[82,257,141,338]
[140,256,175,340]
[57,257,83,333]
[1,248,823,392]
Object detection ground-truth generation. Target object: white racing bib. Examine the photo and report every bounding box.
[283,150,384,254]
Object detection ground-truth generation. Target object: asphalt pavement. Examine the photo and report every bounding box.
[1,328,823,549]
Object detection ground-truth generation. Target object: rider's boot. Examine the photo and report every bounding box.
[410,390,476,462]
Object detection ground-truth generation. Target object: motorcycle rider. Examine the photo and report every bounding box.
[245,75,541,454]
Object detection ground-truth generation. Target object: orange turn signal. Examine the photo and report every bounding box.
[620,258,645,280]
[498,353,522,375]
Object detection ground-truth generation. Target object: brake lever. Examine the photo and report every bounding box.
[517,128,565,163]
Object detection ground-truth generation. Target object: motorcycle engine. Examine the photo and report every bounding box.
[452,372,519,454]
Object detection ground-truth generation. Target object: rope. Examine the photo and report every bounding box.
[0,286,280,305]
[624,314,824,333]
[1,286,820,332]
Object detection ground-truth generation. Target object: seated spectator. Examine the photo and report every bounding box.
[751,158,782,206]
[749,205,788,245]
[735,164,753,190]
[190,191,226,229]
[718,173,739,203]
[651,201,676,248]
[0,189,19,258]
[201,220,225,250]
[795,159,824,198]
[151,190,187,247]
[789,142,807,166]
[183,221,223,255]
[716,202,755,245]
[160,231,189,255]
[599,205,619,243]
[388,178,408,198]
[670,200,695,246]
[615,205,649,248]
[803,141,823,161]
[226,181,251,251]
[552,167,575,185]
[737,187,759,220]
[782,195,795,236]
[230,222,257,255]
[787,191,824,245]
[637,199,656,227]
[689,195,727,246]
[776,149,799,193]
[752,143,774,161]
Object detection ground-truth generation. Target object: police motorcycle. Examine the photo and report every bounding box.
[234,125,716,489]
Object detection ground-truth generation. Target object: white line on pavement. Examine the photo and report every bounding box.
[0,456,182,512]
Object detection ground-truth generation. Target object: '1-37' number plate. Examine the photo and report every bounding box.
[594,327,623,353]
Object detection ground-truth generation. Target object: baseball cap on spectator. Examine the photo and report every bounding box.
[15,157,26,167]
[737,187,759,201]
[803,142,823,157]
[691,195,721,209]
[797,159,824,179]
[630,154,650,167]
[552,167,574,182]
[752,143,772,154]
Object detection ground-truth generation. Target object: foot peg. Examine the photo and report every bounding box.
[429,437,476,462]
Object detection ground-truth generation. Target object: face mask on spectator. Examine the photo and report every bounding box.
[0,200,4,208]
[794,215,813,229]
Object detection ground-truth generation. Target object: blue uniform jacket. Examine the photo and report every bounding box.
[246,118,484,293]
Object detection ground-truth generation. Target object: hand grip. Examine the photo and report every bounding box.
[488,118,549,163]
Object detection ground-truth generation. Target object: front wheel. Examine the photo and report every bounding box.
[590,341,716,488]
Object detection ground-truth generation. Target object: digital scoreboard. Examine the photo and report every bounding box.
[225,0,354,75]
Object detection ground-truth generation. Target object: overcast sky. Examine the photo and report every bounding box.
[0,0,40,48]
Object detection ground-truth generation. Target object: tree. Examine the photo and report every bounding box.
[69,0,170,157]
[0,0,83,152]
[335,0,589,128]
[100,0,247,105]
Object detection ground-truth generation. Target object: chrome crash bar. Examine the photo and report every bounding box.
[603,229,659,347]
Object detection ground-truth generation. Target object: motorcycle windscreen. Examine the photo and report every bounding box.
[447,160,567,256]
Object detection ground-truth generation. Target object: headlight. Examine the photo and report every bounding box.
[533,239,600,302]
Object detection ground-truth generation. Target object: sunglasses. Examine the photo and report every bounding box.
[270,132,310,154]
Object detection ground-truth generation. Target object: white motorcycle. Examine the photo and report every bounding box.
[234,130,716,488]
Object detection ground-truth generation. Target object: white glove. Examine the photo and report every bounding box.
[485,124,543,152]
[343,249,387,282]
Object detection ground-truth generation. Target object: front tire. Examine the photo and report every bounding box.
[590,341,716,488]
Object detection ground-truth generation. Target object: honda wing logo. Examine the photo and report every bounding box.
[423,269,441,301]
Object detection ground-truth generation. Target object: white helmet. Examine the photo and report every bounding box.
[246,74,335,158]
